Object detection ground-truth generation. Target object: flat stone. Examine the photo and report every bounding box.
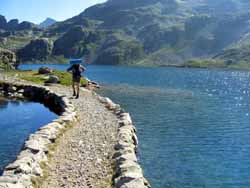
[119,178,146,188]
[0,176,18,184]
[116,153,138,164]
[24,138,49,153]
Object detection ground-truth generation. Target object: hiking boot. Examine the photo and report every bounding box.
[76,94,79,99]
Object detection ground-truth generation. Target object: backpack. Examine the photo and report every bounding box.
[72,65,82,76]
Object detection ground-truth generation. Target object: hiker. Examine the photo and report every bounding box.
[67,63,86,99]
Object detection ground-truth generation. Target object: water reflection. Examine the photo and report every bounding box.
[0,97,8,109]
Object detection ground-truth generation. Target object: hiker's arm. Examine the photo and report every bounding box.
[67,66,73,72]
[81,65,86,72]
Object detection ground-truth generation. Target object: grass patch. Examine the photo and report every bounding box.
[5,70,88,86]
[19,71,48,84]
[53,71,88,86]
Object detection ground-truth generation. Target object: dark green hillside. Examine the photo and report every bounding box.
[94,33,144,65]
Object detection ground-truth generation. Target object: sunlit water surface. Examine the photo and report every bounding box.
[20,64,250,188]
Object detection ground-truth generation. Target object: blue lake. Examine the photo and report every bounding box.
[0,98,57,174]
[19,64,250,188]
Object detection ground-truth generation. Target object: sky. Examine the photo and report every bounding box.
[0,0,107,24]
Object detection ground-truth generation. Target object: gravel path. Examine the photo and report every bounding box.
[0,74,119,188]
[40,86,118,188]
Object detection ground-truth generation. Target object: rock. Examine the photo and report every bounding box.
[17,21,35,30]
[41,122,64,131]
[7,19,19,30]
[116,153,138,164]
[60,114,75,123]
[0,183,24,188]
[17,38,53,62]
[24,138,49,153]
[116,160,142,175]
[0,48,17,69]
[5,156,34,175]
[32,165,43,176]
[0,31,11,38]
[119,113,133,127]
[38,67,54,74]
[0,176,18,184]
[16,174,33,188]
[0,37,7,45]
[119,178,146,188]
[46,75,60,84]
[52,26,92,58]
[0,15,7,30]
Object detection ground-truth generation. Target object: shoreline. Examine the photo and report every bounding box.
[17,63,250,74]
[0,75,150,188]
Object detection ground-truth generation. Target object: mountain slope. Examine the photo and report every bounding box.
[5,0,250,66]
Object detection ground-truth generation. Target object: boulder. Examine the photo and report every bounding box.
[46,75,60,84]
[38,67,54,74]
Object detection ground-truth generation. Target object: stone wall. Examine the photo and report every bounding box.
[97,95,150,188]
[0,82,77,188]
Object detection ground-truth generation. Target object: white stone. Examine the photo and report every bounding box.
[119,178,146,188]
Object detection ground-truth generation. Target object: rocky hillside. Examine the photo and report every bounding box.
[2,0,250,66]
[0,15,36,31]
[0,48,17,70]
[0,15,44,52]
[17,38,53,62]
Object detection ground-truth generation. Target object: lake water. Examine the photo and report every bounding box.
[0,98,57,174]
[19,64,250,188]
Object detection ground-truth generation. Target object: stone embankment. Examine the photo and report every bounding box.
[0,78,150,188]
[97,96,150,188]
[0,82,77,188]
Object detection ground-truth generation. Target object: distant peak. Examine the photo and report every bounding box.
[39,17,57,28]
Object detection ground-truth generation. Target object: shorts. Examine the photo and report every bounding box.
[73,76,81,83]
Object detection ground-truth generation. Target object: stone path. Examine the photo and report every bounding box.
[40,86,119,188]
[0,73,119,188]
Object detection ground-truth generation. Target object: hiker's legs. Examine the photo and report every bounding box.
[76,82,80,98]
[72,82,76,96]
